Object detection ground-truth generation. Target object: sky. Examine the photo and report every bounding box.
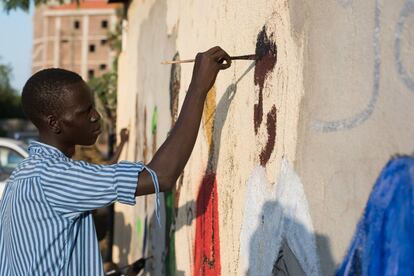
[0,4,33,92]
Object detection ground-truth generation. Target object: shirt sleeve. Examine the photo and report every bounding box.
[39,158,157,219]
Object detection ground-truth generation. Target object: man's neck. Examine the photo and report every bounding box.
[39,134,75,158]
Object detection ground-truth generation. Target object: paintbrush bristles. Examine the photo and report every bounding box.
[161,54,256,65]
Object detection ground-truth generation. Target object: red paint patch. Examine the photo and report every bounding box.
[253,26,277,135]
[194,173,221,276]
[260,105,277,166]
[253,88,264,135]
[253,26,278,166]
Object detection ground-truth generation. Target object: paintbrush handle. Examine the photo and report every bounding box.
[161,54,256,65]
[161,59,195,64]
[229,54,256,60]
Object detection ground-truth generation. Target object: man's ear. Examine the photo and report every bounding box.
[46,115,61,134]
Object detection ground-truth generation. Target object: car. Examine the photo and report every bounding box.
[0,138,29,199]
[13,131,39,145]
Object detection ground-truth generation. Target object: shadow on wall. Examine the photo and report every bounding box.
[240,162,335,276]
[316,234,336,276]
[190,62,256,274]
[174,66,253,231]
[117,0,178,273]
[113,212,132,266]
[209,62,256,175]
[247,200,336,276]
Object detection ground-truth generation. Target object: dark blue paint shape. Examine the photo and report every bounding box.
[337,156,414,275]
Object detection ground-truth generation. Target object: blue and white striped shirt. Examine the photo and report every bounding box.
[0,141,159,275]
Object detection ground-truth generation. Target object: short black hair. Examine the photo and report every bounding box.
[22,68,83,127]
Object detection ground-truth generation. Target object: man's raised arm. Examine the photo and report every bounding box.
[135,46,231,196]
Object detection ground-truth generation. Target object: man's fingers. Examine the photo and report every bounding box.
[218,61,231,70]
[197,46,231,70]
[211,48,225,60]
[206,46,221,55]
[212,50,231,69]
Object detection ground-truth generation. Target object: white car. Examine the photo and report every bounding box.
[0,138,29,199]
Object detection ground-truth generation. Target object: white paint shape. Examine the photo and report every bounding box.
[240,159,320,275]
[278,159,320,276]
[313,0,381,132]
[240,166,283,275]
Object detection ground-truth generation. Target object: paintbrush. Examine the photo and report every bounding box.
[161,54,256,65]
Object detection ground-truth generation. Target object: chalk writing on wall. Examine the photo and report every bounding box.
[395,0,414,93]
[336,0,353,8]
[313,0,381,132]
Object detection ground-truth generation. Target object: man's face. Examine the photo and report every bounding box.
[58,81,102,146]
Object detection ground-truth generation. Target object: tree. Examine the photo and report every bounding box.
[0,62,24,118]
[88,17,122,134]
[2,0,47,12]
[89,71,117,131]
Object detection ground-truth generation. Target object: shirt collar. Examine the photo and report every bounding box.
[28,141,67,158]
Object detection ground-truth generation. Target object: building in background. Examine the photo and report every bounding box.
[32,0,119,80]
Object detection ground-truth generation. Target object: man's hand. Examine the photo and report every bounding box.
[107,128,129,164]
[190,46,231,95]
[120,128,129,144]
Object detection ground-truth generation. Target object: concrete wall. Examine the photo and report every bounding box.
[114,0,414,275]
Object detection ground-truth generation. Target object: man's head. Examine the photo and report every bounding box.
[22,68,101,147]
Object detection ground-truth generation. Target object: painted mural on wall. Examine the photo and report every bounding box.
[152,106,158,155]
[115,0,414,274]
[240,159,320,276]
[238,22,319,275]
[315,0,414,132]
[165,52,181,276]
[193,86,222,275]
[313,0,381,132]
[338,156,414,275]
[254,26,278,167]
[194,173,221,275]
[395,0,414,93]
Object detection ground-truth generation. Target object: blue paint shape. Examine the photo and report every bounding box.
[337,156,414,275]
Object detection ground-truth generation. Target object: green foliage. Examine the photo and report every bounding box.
[89,71,118,127]
[0,62,13,89]
[1,0,48,12]
[106,8,123,71]
[88,14,122,130]
[0,62,24,118]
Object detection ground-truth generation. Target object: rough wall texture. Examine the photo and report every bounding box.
[115,0,414,275]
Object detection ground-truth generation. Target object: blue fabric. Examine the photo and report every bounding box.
[0,141,160,275]
[337,156,414,276]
